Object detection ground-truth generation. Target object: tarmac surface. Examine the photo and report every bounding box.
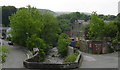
[80,52,118,68]
[1,39,27,68]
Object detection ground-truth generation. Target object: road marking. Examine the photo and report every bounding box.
[84,55,96,61]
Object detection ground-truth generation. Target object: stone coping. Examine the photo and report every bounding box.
[23,50,83,69]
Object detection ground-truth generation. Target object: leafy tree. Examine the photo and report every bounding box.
[111,13,120,42]
[26,34,49,51]
[40,13,61,46]
[87,12,119,41]
[9,6,44,46]
[9,5,61,61]
[26,34,49,61]
[117,13,120,21]
[2,6,17,27]
[113,21,120,42]
[98,14,117,21]
[58,19,72,32]
[57,12,90,33]
[88,12,105,40]
[103,22,118,38]
[10,5,60,47]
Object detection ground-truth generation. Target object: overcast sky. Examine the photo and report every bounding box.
[0,0,120,15]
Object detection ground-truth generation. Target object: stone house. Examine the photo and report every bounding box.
[70,20,89,40]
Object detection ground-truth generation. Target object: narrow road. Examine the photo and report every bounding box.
[80,52,118,68]
[2,39,27,68]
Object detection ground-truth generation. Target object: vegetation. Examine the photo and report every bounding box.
[0,46,10,63]
[57,12,90,32]
[103,22,118,39]
[113,14,120,43]
[57,33,68,57]
[57,12,117,33]
[26,34,49,61]
[64,51,79,62]
[87,12,119,42]
[9,6,60,61]
[2,6,17,27]
[88,12,105,40]
[4,5,120,61]
[98,14,117,21]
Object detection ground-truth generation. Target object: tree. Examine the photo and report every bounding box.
[88,12,105,40]
[9,6,44,46]
[57,12,90,33]
[26,34,49,61]
[9,6,60,46]
[113,21,120,42]
[103,22,118,38]
[40,13,61,46]
[9,5,61,61]
[98,14,117,21]
[2,6,17,27]
[117,13,120,21]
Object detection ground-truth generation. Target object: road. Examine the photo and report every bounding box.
[1,39,27,68]
[1,39,119,69]
[80,52,118,68]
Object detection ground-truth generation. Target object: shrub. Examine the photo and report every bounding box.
[1,54,7,63]
[26,34,49,61]
[57,33,68,57]
[112,39,118,44]
[0,45,10,63]
[38,49,46,62]
[26,34,49,51]
[64,51,79,62]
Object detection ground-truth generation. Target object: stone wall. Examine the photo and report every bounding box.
[23,50,83,69]
[67,46,74,55]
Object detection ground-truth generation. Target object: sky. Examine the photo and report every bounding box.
[0,0,120,15]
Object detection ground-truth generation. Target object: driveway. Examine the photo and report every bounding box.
[80,52,118,68]
[1,39,27,68]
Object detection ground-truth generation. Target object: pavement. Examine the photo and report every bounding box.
[1,39,27,68]
[80,52,118,68]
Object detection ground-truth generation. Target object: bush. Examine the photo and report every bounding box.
[57,33,68,57]
[26,34,49,61]
[1,54,7,63]
[0,45,10,63]
[38,49,46,62]
[112,39,118,44]
[26,34,49,51]
[64,51,79,62]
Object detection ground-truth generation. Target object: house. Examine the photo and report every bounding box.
[70,20,89,40]
[0,27,11,39]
